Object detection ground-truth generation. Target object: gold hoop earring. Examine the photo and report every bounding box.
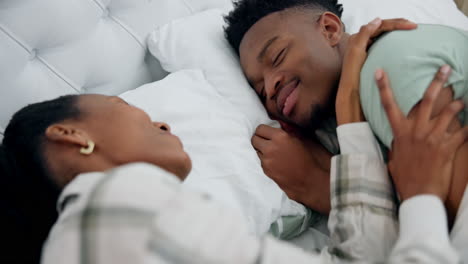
[80,140,95,155]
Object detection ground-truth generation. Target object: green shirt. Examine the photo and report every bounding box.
[360,24,468,147]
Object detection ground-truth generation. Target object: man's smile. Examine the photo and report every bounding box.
[277,78,300,117]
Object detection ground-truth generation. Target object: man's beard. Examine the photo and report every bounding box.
[302,90,337,136]
[302,104,332,133]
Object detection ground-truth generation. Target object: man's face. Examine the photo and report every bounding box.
[239,10,343,130]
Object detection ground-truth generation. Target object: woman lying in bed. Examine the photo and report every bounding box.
[0,19,465,264]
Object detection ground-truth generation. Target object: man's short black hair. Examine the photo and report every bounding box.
[224,0,344,55]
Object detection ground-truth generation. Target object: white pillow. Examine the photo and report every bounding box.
[148,9,274,131]
[0,0,232,141]
[147,2,468,237]
[339,0,468,33]
[148,1,468,132]
[120,69,306,235]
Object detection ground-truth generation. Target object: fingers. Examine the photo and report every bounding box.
[416,65,452,126]
[448,126,468,151]
[375,69,405,136]
[252,135,268,153]
[354,18,383,50]
[255,124,281,139]
[433,100,464,137]
[355,18,417,50]
[371,18,418,38]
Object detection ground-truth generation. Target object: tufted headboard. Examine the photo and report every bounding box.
[0,0,230,140]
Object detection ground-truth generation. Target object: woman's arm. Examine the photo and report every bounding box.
[326,18,418,262]
[377,66,467,263]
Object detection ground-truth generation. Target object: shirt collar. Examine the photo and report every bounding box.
[55,163,183,213]
[56,171,105,214]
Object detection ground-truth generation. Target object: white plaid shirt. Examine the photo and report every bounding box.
[41,123,466,263]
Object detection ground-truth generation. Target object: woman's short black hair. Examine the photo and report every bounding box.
[224,0,344,55]
[0,95,81,264]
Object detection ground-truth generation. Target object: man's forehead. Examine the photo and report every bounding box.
[239,9,317,57]
[239,13,285,82]
[240,12,284,52]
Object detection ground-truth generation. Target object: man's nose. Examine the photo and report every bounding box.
[265,73,284,100]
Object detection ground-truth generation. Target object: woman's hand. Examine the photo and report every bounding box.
[336,18,417,125]
[376,65,468,202]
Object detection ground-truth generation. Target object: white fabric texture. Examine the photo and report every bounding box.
[339,0,468,33]
[119,70,306,235]
[148,12,312,233]
[147,1,468,130]
[146,2,468,237]
[42,160,461,264]
[148,8,275,131]
[0,0,231,140]
[450,187,468,261]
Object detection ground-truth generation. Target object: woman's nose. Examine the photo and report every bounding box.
[153,122,171,133]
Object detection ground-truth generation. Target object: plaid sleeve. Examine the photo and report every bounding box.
[331,154,397,212]
[326,123,399,263]
[332,123,397,210]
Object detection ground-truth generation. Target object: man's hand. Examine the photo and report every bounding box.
[336,18,417,125]
[376,65,468,202]
[252,125,332,213]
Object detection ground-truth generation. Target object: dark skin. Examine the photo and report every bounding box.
[242,12,418,213]
[43,95,192,188]
[240,8,468,221]
[240,10,347,130]
[377,67,468,203]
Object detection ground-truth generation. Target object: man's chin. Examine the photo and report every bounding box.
[301,104,332,133]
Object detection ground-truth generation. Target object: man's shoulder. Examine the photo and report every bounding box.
[366,24,468,62]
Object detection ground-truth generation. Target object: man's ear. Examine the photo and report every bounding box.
[45,124,90,148]
[318,12,344,47]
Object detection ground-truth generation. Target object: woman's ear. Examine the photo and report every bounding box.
[45,124,89,148]
[318,12,344,47]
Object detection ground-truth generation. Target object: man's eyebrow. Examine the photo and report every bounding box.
[257,36,279,62]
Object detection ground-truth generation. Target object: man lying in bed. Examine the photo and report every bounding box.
[224,0,468,222]
[1,15,462,264]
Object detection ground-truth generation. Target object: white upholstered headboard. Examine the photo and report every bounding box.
[0,0,230,140]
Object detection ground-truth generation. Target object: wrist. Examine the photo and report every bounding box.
[336,92,364,125]
[302,169,331,214]
[399,187,446,202]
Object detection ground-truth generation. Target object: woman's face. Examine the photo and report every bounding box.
[66,94,191,180]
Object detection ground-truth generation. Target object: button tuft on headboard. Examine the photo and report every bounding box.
[28,48,37,60]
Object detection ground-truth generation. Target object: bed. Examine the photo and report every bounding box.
[1,0,467,250]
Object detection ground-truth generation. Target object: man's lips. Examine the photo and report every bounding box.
[277,78,299,117]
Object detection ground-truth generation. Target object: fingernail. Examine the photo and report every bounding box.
[375,69,384,81]
[441,64,451,75]
[370,17,382,26]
